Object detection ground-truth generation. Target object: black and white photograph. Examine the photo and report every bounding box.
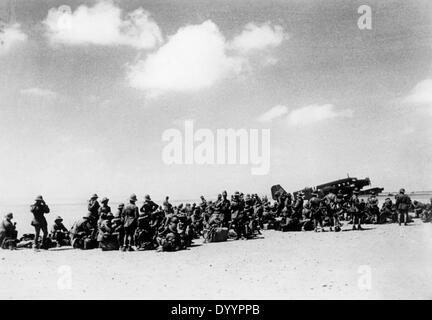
[0,0,431,302]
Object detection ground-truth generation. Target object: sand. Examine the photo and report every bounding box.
[0,219,431,300]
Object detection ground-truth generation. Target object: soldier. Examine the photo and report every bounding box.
[199,195,207,212]
[30,195,50,250]
[111,209,124,249]
[0,213,18,249]
[49,216,70,247]
[380,198,394,223]
[230,191,246,239]
[88,194,100,223]
[98,197,111,221]
[163,196,173,214]
[412,200,425,219]
[122,194,139,251]
[136,195,158,250]
[349,190,363,230]
[292,192,304,220]
[157,216,182,252]
[70,212,97,249]
[422,197,432,223]
[97,213,119,251]
[310,192,325,232]
[395,188,412,226]
[220,191,231,227]
[324,192,338,231]
[141,194,158,217]
[117,203,125,218]
[366,192,380,224]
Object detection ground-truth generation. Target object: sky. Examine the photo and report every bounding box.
[0,0,431,204]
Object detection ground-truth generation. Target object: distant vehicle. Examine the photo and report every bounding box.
[271,176,375,201]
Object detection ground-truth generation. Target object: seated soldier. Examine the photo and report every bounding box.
[70,212,97,249]
[156,216,182,252]
[412,200,425,219]
[0,213,18,249]
[191,207,204,236]
[50,216,70,247]
[97,213,119,251]
[135,210,156,251]
[380,198,395,223]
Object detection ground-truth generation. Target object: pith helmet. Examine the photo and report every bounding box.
[101,197,109,203]
[145,194,151,200]
[130,194,138,202]
[5,212,13,219]
[54,216,63,222]
[35,195,43,201]
[90,194,98,199]
[399,188,405,194]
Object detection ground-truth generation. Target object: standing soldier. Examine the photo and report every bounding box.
[395,188,412,226]
[122,194,139,251]
[88,194,100,223]
[231,191,245,239]
[349,190,363,230]
[310,192,325,232]
[220,191,231,227]
[324,192,337,231]
[30,195,50,250]
[366,192,380,224]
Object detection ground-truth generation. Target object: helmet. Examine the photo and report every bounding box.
[90,194,98,199]
[130,194,138,202]
[222,190,227,196]
[101,197,109,203]
[118,203,125,209]
[145,194,150,200]
[399,188,405,194]
[54,216,63,222]
[35,195,44,201]
[5,212,13,219]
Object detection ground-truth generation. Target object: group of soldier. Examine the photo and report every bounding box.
[1,188,431,251]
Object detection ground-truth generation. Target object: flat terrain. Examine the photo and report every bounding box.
[1,220,431,299]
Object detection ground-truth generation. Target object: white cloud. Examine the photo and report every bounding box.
[127,20,244,97]
[43,1,162,49]
[287,104,353,126]
[257,105,288,122]
[127,20,284,97]
[21,87,57,98]
[229,22,285,53]
[0,23,27,54]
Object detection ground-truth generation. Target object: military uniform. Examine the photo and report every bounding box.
[395,189,411,226]
[70,213,97,249]
[122,195,139,251]
[88,195,100,221]
[30,196,50,249]
[50,217,70,247]
[349,192,363,230]
[0,214,18,249]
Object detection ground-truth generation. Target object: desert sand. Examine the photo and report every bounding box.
[1,219,431,300]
